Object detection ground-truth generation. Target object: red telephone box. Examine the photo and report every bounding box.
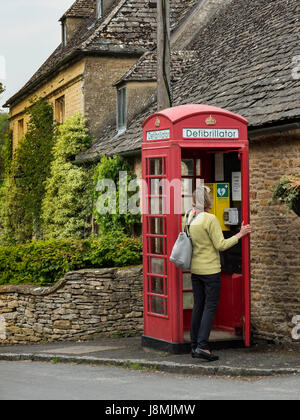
[141,104,251,353]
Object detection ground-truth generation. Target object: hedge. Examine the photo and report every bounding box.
[0,233,143,286]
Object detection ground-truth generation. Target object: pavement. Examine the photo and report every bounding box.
[0,336,299,377]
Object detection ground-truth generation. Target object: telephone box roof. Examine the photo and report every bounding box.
[142,104,249,127]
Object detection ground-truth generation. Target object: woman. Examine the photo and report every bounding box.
[185,186,251,362]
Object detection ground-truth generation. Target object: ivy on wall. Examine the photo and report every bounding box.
[0,112,9,177]
[0,130,13,242]
[41,113,94,240]
[0,129,13,176]
[0,99,55,245]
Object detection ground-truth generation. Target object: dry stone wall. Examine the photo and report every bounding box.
[0,266,143,345]
[249,134,300,344]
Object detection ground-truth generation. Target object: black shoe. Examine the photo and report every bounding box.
[191,345,210,358]
[192,348,219,362]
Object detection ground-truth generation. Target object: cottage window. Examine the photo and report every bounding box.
[55,96,65,124]
[117,87,127,131]
[18,119,24,140]
[97,0,104,19]
[62,21,67,46]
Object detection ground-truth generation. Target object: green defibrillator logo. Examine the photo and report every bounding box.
[217,183,229,198]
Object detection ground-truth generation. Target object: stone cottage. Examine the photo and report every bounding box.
[75,0,300,344]
[3,0,201,151]
[2,0,300,344]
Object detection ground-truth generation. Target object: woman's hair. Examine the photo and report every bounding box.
[192,186,212,211]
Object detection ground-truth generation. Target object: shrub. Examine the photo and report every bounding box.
[0,233,142,286]
[270,174,300,215]
[41,113,94,240]
[93,154,141,235]
[88,233,143,268]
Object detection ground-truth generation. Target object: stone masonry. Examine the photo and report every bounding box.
[0,266,143,345]
[249,133,300,344]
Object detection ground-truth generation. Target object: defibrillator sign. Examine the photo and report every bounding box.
[217,184,229,198]
[183,128,239,139]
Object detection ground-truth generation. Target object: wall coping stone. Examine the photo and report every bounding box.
[0,266,143,297]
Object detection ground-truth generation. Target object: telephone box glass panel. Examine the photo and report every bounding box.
[149,217,165,235]
[182,272,192,290]
[150,197,165,214]
[149,296,167,316]
[150,158,163,175]
[183,293,194,310]
[181,159,194,176]
[150,276,164,295]
[150,257,166,275]
[149,237,165,255]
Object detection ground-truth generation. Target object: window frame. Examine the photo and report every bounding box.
[61,21,67,46]
[97,0,104,19]
[55,95,66,125]
[17,118,24,141]
[117,86,127,132]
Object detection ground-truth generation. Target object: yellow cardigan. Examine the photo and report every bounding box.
[183,210,239,275]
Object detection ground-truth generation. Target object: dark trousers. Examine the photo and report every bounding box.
[190,272,221,350]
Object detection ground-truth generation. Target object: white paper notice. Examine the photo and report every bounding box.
[232,172,241,201]
[215,154,224,181]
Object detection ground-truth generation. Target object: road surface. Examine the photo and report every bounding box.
[0,361,299,400]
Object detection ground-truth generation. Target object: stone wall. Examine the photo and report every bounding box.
[83,55,138,138]
[125,80,157,127]
[0,266,143,345]
[129,134,300,345]
[249,132,300,343]
[9,59,85,151]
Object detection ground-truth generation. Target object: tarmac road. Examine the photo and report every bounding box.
[0,361,299,401]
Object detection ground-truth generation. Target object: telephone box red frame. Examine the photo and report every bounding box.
[141,104,251,353]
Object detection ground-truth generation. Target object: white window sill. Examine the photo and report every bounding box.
[114,127,127,138]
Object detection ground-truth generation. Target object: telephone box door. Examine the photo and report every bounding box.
[142,146,182,343]
[241,147,251,347]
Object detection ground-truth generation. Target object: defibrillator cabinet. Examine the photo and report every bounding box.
[141,104,251,353]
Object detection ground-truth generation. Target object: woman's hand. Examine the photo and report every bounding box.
[236,222,252,240]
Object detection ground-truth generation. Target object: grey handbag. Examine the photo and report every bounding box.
[170,209,199,270]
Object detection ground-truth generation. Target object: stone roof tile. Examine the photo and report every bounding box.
[114,50,198,85]
[5,0,197,106]
[76,0,300,161]
[60,0,96,20]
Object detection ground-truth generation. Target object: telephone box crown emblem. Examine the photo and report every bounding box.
[205,115,217,126]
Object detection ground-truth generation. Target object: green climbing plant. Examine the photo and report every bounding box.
[41,113,94,240]
[93,154,141,235]
[0,98,55,245]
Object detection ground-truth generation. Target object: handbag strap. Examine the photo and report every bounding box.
[184,208,200,237]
